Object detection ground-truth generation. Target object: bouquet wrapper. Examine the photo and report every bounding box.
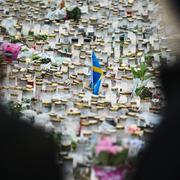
[1,42,21,63]
[92,166,126,180]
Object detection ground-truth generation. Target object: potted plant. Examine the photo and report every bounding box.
[135,86,152,99]
[131,62,152,99]
[92,136,129,180]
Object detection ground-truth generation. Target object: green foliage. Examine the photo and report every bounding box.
[35,34,48,41]
[109,149,129,166]
[27,35,33,40]
[22,98,31,104]
[28,31,34,36]
[132,63,152,98]
[21,47,29,52]
[9,35,21,43]
[120,42,124,48]
[0,57,3,63]
[0,51,3,63]
[95,149,129,167]
[135,86,144,97]
[32,53,40,61]
[0,26,7,34]
[131,62,152,81]
[7,101,23,115]
[27,33,48,42]
[40,57,51,64]
[145,53,154,66]
[67,7,81,21]
[71,141,77,151]
[95,151,109,166]
[53,132,62,144]
[135,86,152,99]
[118,58,123,66]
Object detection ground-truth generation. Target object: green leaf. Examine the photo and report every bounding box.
[95,152,109,166]
[71,141,77,151]
[35,34,48,41]
[144,74,152,81]
[131,67,138,78]
[145,54,154,66]
[32,54,40,61]
[109,149,129,166]
[95,149,129,166]
[140,62,147,80]
[28,31,34,36]
[67,7,81,21]
[132,62,149,81]
[135,86,145,96]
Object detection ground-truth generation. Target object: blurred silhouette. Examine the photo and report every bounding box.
[0,54,60,179]
[134,1,180,180]
[134,62,180,180]
[170,0,180,15]
[0,105,61,180]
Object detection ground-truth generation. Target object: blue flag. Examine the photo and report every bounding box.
[93,78,102,95]
[90,51,103,95]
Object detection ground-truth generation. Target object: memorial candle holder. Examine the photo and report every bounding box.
[109,105,119,118]
[52,100,62,113]
[137,17,143,28]
[19,57,28,68]
[42,99,52,113]
[66,108,81,136]
[27,38,34,48]
[161,46,167,59]
[80,120,90,135]
[49,113,61,127]
[140,99,151,112]
[73,43,81,63]
[22,85,33,99]
[153,39,160,51]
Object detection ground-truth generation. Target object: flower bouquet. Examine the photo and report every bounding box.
[127,125,143,137]
[1,42,21,63]
[92,136,129,180]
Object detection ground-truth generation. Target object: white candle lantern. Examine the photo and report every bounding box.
[153,39,160,51]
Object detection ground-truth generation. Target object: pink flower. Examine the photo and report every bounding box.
[97,137,114,147]
[128,125,140,134]
[1,42,21,62]
[95,137,122,155]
